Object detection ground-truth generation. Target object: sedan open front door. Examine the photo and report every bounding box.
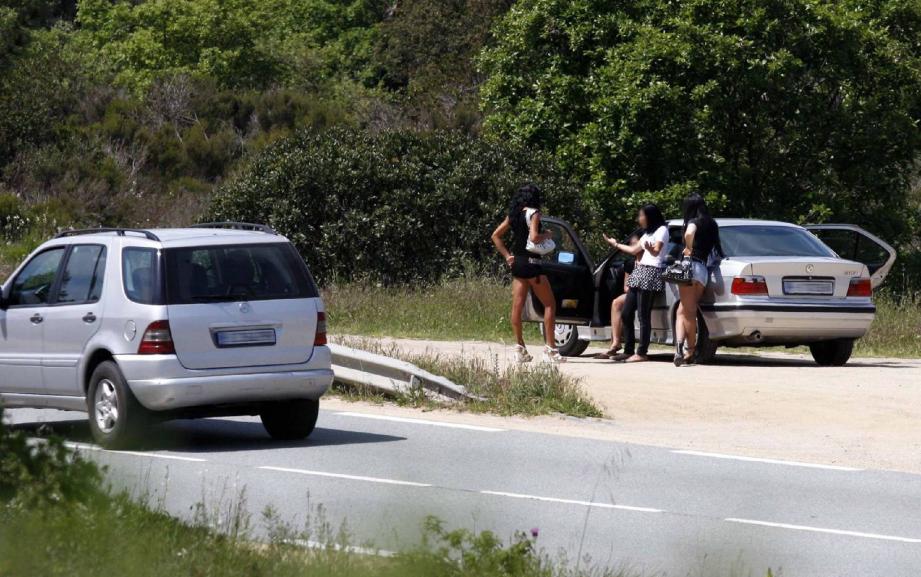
[806,224,897,289]
[524,217,595,356]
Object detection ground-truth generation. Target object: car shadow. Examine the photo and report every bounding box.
[12,416,407,453]
[573,351,910,369]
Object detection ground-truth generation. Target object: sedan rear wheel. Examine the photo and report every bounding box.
[809,339,855,366]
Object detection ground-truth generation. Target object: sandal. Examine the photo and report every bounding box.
[673,341,685,367]
[610,352,632,362]
[593,344,622,359]
[683,345,696,366]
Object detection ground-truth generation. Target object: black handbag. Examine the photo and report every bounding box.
[662,257,693,285]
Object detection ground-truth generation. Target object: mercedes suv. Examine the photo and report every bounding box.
[0,223,332,448]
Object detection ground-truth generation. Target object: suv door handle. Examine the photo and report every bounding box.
[30,313,43,324]
[82,312,97,323]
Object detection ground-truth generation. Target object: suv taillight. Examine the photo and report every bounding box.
[847,277,872,297]
[138,320,175,354]
[731,275,769,296]
[314,311,327,346]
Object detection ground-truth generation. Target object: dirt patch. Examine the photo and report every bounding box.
[349,338,921,474]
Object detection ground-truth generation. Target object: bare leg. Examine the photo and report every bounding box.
[678,282,706,354]
[529,276,556,348]
[610,294,626,349]
[510,278,529,347]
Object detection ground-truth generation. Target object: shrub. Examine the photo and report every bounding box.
[211,128,585,285]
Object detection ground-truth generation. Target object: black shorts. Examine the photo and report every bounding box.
[511,255,542,279]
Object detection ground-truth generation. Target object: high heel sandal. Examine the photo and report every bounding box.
[673,341,685,367]
[683,345,696,365]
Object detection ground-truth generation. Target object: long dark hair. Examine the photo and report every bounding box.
[682,193,711,228]
[640,203,666,234]
[508,183,542,221]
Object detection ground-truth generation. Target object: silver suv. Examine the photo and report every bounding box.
[0,223,332,448]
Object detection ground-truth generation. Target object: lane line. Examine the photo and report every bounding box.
[725,518,921,544]
[480,490,663,513]
[672,450,863,472]
[65,442,207,462]
[259,466,433,487]
[336,412,505,432]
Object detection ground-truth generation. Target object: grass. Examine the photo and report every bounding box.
[333,337,602,418]
[323,278,544,344]
[326,279,921,359]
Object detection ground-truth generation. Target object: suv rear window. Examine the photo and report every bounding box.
[163,243,317,304]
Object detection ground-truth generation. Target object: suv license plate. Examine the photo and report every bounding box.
[214,329,276,348]
[783,279,834,295]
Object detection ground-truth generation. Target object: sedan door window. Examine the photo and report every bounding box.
[8,247,66,306]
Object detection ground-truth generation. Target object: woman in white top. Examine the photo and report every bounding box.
[603,204,668,362]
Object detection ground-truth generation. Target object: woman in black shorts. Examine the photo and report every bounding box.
[491,184,564,364]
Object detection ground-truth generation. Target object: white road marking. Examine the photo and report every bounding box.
[259,466,433,487]
[65,442,207,462]
[725,518,921,544]
[672,450,863,471]
[480,490,662,513]
[336,411,505,432]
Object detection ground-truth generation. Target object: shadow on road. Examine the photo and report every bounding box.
[574,351,909,369]
[13,415,406,453]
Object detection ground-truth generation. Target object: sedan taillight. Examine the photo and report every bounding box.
[731,275,769,296]
[314,311,327,346]
[138,320,175,354]
[847,277,872,297]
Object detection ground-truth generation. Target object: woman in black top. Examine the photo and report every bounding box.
[675,193,723,366]
[491,184,564,364]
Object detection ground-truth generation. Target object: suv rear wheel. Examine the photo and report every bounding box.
[87,361,149,449]
[260,399,320,440]
[809,339,854,366]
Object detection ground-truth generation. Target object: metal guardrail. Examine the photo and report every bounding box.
[328,343,478,401]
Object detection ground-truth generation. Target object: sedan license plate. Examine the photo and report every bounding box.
[214,328,276,348]
[783,279,834,296]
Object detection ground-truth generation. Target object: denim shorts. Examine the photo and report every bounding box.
[690,260,709,286]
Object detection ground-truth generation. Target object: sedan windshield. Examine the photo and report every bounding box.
[720,226,837,258]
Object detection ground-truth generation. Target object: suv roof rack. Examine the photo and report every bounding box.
[55,228,161,242]
[191,222,277,234]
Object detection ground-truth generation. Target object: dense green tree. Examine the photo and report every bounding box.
[75,0,387,90]
[480,0,921,241]
[211,127,584,284]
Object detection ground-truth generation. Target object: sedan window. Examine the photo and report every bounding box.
[720,226,837,258]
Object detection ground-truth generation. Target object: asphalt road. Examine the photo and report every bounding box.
[9,406,921,577]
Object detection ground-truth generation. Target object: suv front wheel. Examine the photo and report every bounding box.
[87,360,149,449]
[260,399,320,440]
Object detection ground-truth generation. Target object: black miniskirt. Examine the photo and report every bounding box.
[511,255,542,279]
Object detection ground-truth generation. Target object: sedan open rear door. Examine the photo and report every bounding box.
[806,224,897,289]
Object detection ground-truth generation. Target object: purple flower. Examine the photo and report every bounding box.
[530,527,539,538]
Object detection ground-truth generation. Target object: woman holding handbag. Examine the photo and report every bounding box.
[491,184,565,364]
[674,193,723,366]
[603,204,669,362]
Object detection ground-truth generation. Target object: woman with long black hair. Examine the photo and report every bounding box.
[674,193,723,366]
[491,184,565,364]
[603,204,668,362]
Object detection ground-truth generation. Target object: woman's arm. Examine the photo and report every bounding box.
[528,211,552,243]
[491,217,515,266]
[603,233,644,256]
[682,222,698,257]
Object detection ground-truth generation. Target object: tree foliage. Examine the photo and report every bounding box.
[211,128,583,284]
[480,0,921,241]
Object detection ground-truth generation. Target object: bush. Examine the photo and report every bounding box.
[211,128,585,285]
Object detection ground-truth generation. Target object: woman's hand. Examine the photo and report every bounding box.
[506,255,515,267]
[682,247,692,257]
[602,233,618,248]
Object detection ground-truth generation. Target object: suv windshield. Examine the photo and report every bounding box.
[163,243,317,304]
[720,226,837,258]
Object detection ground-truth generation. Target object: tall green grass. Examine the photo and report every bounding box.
[327,280,921,359]
[334,337,602,418]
